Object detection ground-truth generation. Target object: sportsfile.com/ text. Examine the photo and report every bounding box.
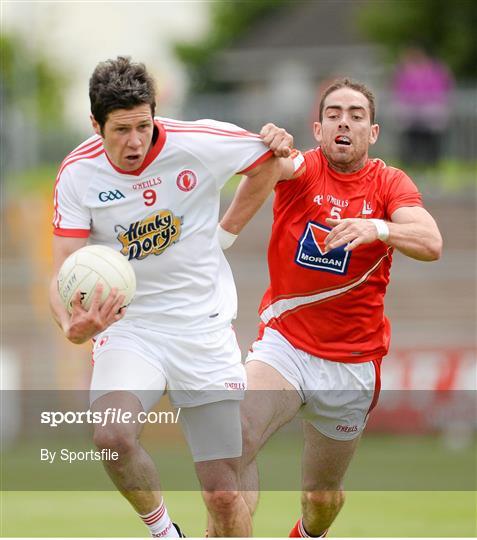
[40,408,181,428]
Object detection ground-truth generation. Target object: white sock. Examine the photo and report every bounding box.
[299,519,328,538]
[139,499,179,538]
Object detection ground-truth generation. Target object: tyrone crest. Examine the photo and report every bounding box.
[176,170,197,192]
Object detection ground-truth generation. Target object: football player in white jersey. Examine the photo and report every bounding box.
[49,56,293,537]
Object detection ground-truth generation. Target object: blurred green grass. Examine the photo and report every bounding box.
[2,490,475,537]
[3,432,475,492]
[2,433,476,536]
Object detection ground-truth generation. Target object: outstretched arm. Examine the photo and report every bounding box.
[220,156,295,237]
[324,206,442,261]
[218,123,298,247]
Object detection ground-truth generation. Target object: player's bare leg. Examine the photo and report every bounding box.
[196,457,251,536]
[241,360,302,515]
[205,361,301,535]
[299,422,361,536]
[92,391,163,513]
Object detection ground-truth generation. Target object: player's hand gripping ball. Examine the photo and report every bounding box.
[57,245,136,314]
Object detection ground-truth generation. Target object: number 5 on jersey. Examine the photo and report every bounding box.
[143,189,156,206]
[330,206,342,219]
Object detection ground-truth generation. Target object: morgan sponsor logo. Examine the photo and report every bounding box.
[295,221,351,275]
[176,170,197,192]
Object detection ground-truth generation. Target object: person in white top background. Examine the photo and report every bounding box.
[49,56,293,537]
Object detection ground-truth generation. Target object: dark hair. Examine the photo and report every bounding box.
[318,78,376,123]
[89,56,156,129]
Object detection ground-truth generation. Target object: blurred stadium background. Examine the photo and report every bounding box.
[1,1,476,537]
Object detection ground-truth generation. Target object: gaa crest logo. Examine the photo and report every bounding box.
[176,170,197,192]
[98,189,125,202]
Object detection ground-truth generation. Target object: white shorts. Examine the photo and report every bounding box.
[89,323,245,461]
[90,322,245,409]
[246,327,381,441]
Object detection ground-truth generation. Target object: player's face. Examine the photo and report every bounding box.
[91,104,154,171]
[313,88,379,173]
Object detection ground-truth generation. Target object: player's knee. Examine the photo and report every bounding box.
[202,489,241,515]
[302,489,345,512]
[93,426,137,456]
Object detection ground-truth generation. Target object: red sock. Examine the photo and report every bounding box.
[289,518,328,538]
[289,519,303,537]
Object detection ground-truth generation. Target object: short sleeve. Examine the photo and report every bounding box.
[177,119,273,189]
[273,148,319,204]
[385,170,423,218]
[52,166,91,237]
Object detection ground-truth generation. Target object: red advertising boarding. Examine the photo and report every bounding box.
[367,348,476,433]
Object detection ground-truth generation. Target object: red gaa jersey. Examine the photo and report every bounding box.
[258,147,423,363]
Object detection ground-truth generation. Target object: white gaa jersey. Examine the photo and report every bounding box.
[53,117,273,333]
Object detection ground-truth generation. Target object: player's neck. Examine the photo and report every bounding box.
[327,156,369,175]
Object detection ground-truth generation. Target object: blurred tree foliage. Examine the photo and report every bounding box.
[0,33,67,126]
[358,0,477,79]
[175,0,292,92]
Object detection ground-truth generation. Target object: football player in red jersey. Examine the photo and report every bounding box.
[219,78,442,537]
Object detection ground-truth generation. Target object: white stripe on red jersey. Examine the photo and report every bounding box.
[260,251,390,325]
[258,147,423,363]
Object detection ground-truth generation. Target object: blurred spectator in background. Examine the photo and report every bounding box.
[392,46,454,166]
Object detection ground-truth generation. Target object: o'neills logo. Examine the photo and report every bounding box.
[132,177,162,190]
[176,170,197,192]
[116,210,182,260]
[225,382,246,390]
[336,424,358,433]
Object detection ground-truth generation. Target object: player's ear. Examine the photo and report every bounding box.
[313,122,323,144]
[90,115,102,137]
[369,123,379,145]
